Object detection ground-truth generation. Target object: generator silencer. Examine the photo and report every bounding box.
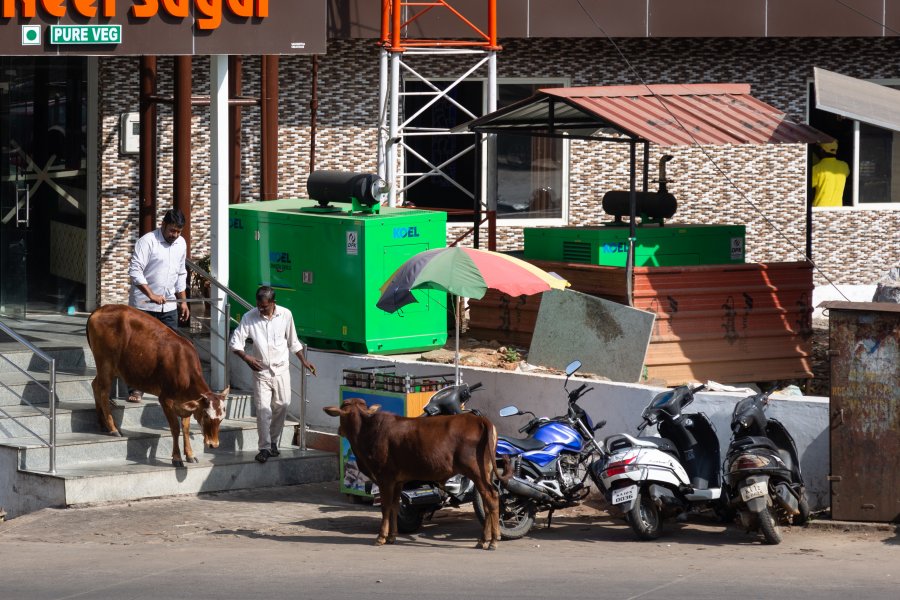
[307,170,387,207]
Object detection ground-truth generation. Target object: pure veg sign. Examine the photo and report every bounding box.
[1,0,325,55]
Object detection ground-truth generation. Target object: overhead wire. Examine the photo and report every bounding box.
[574,0,856,302]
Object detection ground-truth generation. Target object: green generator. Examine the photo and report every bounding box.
[229,197,448,354]
[523,224,746,267]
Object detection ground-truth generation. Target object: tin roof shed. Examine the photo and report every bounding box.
[460,83,830,146]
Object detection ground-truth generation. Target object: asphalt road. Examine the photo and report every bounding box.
[1,481,897,600]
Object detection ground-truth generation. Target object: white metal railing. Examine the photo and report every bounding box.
[185,259,312,450]
[0,320,57,474]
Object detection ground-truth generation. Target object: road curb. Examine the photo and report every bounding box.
[804,518,897,534]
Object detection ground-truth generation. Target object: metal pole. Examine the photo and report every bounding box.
[224,300,231,389]
[454,296,461,385]
[378,47,388,182]
[388,51,400,206]
[49,358,56,474]
[627,140,637,307]
[299,345,309,451]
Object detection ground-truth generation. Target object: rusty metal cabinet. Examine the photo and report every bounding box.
[824,302,900,523]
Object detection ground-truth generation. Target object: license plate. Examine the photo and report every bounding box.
[612,485,637,505]
[740,481,767,502]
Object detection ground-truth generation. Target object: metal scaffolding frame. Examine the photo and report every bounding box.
[377,1,498,214]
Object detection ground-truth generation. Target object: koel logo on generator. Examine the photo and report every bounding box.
[269,251,291,273]
[3,0,269,31]
[393,226,420,239]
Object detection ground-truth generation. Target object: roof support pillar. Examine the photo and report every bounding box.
[174,55,192,256]
[139,56,157,236]
[210,55,229,391]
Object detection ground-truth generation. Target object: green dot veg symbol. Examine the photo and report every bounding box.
[22,25,41,46]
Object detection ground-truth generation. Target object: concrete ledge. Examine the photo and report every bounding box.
[276,349,833,511]
[805,519,898,534]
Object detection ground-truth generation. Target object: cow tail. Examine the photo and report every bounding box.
[488,422,513,487]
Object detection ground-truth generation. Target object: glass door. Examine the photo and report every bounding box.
[0,57,87,318]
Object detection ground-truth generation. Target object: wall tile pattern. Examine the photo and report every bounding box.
[97,37,900,304]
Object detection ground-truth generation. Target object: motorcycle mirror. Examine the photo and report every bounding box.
[498,406,520,417]
[564,360,582,376]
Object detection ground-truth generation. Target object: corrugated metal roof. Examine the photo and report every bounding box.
[814,67,900,133]
[462,83,830,146]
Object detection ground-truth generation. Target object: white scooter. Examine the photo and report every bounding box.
[594,384,725,540]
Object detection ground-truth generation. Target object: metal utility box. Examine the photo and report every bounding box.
[229,198,448,354]
[523,225,745,267]
[824,301,900,523]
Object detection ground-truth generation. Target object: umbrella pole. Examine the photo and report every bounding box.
[454,295,461,385]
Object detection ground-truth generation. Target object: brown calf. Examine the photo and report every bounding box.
[86,304,229,467]
[323,397,501,549]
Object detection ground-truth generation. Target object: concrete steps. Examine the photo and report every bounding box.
[0,339,336,520]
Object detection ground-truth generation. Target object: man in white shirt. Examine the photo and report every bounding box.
[126,208,190,403]
[230,286,317,463]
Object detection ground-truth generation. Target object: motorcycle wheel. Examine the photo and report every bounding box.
[758,506,783,545]
[793,496,811,526]
[397,504,425,534]
[628,490,662,541]
[474,490,535,540]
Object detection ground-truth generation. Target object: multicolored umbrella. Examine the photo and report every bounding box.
[377,246,569,313]
[377,246,569,383]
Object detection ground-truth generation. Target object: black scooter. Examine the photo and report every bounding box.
[723,388,809,544]
[396,381,483,533]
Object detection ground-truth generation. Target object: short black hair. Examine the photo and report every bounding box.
[162,208,186,228]
[256,286,275,302]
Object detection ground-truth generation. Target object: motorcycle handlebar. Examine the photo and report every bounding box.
[691,384,707,394]
[469,382,483,392]
[518,421,533,434]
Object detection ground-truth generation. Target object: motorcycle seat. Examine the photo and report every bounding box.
[498,434,546,451]
[731,435,780,453]
[638,436,681,458]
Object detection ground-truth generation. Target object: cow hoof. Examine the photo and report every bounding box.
[186,456,199,463]
[109,430,122,437]
[172,460,185,468]
[374,537,387,546]
[386,535,396,545]
[487,542,497,551]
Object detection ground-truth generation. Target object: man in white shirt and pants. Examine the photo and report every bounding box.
[230,286,317,463]
[126,208,190,403]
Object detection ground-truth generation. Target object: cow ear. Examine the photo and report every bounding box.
[323,406,342,417]
[367,404,381,415]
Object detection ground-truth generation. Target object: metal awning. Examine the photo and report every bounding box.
[459,83,830,146]
[814,67,900,133]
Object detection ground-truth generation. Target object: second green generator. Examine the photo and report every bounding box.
[524,224,745,267]
[229,198,448,354]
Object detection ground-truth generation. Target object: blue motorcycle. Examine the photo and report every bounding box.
[474,360,606,539]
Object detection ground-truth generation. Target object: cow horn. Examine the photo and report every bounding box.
[219,386,230,396]
[367,404,381,415]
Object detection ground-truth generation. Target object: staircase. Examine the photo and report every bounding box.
[0,313,336,520]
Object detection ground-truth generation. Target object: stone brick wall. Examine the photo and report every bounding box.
[96,37,900,303]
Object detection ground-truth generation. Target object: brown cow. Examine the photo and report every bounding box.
[86,304,229,468]
[323,397,502,549]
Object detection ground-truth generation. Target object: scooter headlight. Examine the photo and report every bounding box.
[730,454,772,471]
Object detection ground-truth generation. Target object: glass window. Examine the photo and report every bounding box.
[808,82,900,208]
